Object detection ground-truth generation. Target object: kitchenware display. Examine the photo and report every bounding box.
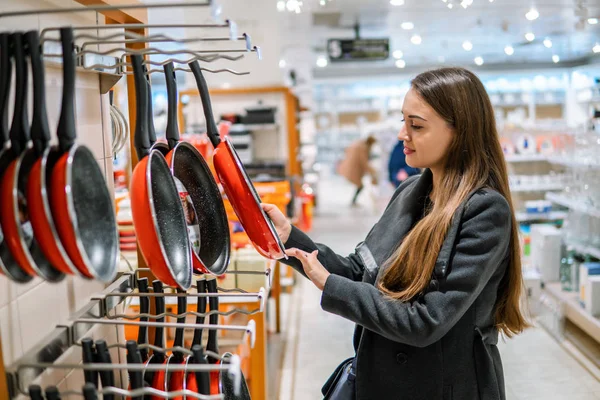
[163,62,230,276]
[0,32,34,283]
[48,27,118,282]
[130,54,192,290]
[189,61,286,260]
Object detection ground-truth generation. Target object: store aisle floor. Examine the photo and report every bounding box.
[278,176,600,400]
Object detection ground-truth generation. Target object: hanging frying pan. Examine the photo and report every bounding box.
[189,61,286,260]
[126,340,145,400]
[185,278,210,395]
[129,54,191,290]
[165,287,187,400]
[48,27,118,282]
[0,32,32,283]
[24,30,80,277]
[144,280,167,398]
[163,62,230,276]
[136,278,150,362]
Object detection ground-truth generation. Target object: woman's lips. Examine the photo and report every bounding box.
[403,147,415,155]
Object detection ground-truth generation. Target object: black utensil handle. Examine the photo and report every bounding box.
[126,340,144,400]
[205,278,219,358]
[130,54,150,160]
[25,30,51,155]
[94,340,115,400]
[0,33,12,144]
[190,345,211,395]
[172,287,187,362]
[163,62,180,149]
[188,61,220,148]
[9,32,30,154]
[146,73,157,145]
[137,278,150,362]
[45,386,61,400]
[82,383,98,400]
[28,385,44,400]
[191,278,207,347]
[151,280,165,356]
[57,27,76,153]
[81,338,98,388]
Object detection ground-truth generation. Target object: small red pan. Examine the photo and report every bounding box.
[162,62,230,276]
[48,28,118,282]
[129,55,192,290]
[24,30,80,277]
[0,32,64,282]
[0,32,32,283]
[189,61,286,260]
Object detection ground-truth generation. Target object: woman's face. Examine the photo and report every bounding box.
[398,88,454,171]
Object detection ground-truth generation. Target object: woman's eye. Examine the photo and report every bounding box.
[410,125,423,130]
[400,118,405,122]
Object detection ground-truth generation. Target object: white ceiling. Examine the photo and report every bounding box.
[280,0,600,78]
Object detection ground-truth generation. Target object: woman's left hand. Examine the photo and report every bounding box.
[285,248,330,291]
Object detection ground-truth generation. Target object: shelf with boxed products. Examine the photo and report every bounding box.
[516,211,568,222]
[546,192,600,219]
[504,154,549,163]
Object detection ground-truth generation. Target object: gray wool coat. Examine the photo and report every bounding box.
[281,169,512,400]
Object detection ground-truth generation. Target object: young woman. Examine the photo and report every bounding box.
[262,67,529,400]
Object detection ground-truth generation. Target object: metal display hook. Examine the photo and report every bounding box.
[78,33,252,52]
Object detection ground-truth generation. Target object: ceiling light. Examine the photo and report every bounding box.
[462,41,473,51]
[504,46,514,55]
[525,8,539,21]
[411,35,422,45]
[474,56,484,66]
[396,59,406,68]
[461,0,472,8]
[525,32,535,42]
[401,22,414,30]
[448,3,453,8]
[489,0,494,2]
[393,50,404,59]
[279,59,286,68]
[552,55,560,63]
[588,18,599,25]
[390,0,404,5]
[594,43,600,53]
[543,38,552,48]
[442,0,447,2]
[316,56,328,67]
[277,1,286,11]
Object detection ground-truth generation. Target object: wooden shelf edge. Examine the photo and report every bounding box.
[75,0,147,24]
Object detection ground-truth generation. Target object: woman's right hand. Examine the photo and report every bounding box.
[261,203,292,243]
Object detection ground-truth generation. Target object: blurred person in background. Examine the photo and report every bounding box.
[337,135,378,206]
[388,139,421,187]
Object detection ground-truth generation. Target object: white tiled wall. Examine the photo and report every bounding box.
[0,0,125,394]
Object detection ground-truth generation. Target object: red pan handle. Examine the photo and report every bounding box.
[57,27,76,153]
[137,278,150,362]
[163,62,180,149]
[188,61,220,148]
[24,31,50,156]
[0,33,12,145]
[9,32,29,155]
[130,54,151,160]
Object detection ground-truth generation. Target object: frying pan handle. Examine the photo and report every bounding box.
[9,32,30,155]
[28,385,44,400]
[0,33,12,145]
[191,345,211,395]
[45,386,61,400]
[188,61,220,148]
[25,30,51,155]
[82,383,98,400]
[130,54,150,159]
[57,27,77,153]
[81,338,99,388]
[163,62,180,149]
[94,340,115,400]
[151,280,165,356]
[126,340,145,400]
[173,287,187,361]
[191,278,207,347]
[205,278,219,359]
[136,278,150,362]
[146,73,158,145]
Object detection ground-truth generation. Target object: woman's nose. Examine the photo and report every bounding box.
[398,124,408,141]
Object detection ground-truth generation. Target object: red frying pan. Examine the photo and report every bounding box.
[162,62,230,276]
[0,32,64,282]
[48,28,118,282]
[25,30,80,277]
[129,55,192,290]
[189,61,286,260]
[0,32,32,283]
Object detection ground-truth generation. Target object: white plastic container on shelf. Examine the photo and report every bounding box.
[530,224,562,283]
[584,276,600,316]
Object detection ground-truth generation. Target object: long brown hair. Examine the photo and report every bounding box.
[378,67,529,337]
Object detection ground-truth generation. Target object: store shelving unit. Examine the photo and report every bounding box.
[505,154,549,163]
[564,242,600,260]
[515,211,568,222]
[546,192,600,218]
[547,156,600,169]
[510,183,564,192]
